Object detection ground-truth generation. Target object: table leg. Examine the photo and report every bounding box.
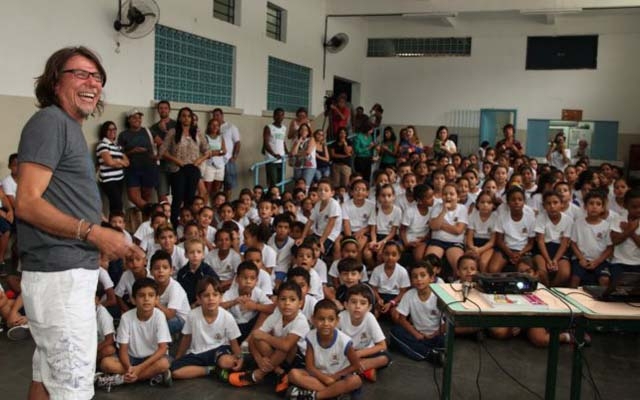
[544,327,560,400]
[441,319,456,400]
[570,325,585,400]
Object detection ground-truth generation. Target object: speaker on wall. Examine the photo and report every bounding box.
[526,35,598,70]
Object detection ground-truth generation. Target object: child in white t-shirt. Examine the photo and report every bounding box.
[488,186,536,273]
[205,229,242,291]
[287,299,362,399]
[364,183,402,268]
[465,191,497,272]
[150,250,190,335]
[171,277,244,381]
[97,278,172,390]
[221,261,275,344]
[389,262,445,365]
[369,242,410,317]
[300,179,342,258]
[610,188,640,280]
[570,191,614,288]
[228,281,310,392]
[400,183,434,263]
[338,284,390,382]
[533,191,572,287]
[95,284,116,365]
[287,267,318,326]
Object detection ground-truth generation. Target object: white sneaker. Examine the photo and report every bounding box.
[95,373,124,392]
[7,324,30,341]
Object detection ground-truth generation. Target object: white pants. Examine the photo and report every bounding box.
[22,268,99,400]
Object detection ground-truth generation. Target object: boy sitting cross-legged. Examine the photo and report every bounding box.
[171,276,244,381]
[286,299,363,400]
[228,281,310,394]
[338,284,391,383]
[97,278,172,391]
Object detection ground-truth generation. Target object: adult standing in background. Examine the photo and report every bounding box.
[432,125,457,157]
[263,108,288,188]
[330,94,350,140]
[160,107,209,226]
[288,107,310,141]
[546,132,571,171]
[150,100,176,203]
[96,121,129,213]
[212,108,241,198]
[496,123,523,162]
[117,108,158,210]
[16,46,135,400]
[289,123,316,187]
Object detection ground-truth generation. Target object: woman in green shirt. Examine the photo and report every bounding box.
[352,128,377,182]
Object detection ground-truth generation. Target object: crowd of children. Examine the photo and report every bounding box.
[3,122,639,399]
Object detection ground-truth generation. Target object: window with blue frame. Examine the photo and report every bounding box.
[267,57,310,113]
[154,25,234,106]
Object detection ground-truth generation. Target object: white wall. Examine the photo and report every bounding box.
[0,0,338,116]
[359,13,640,134]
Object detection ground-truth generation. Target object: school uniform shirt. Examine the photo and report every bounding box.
[534,211,572,244]
[295,210,309,225]
[337,310,385,350]
[203,226,217,244]
[310,198,342,241]
[261,245,278,281]
[96,304,115,342]
[611,215,640,265]
[571,217,612,261]
[396,193,414,214]
[146,245,188,277]
[159,278,190,322]
[396,289,441,336]
[561,203,583,222]
[291,266,324,300]
[609,200,628,219]
[527,193,543,214]
[524,185,537,200]
[369,263,411,295]
[314,259,328,284]
[371,205,402,236]
[139,232,155,253]
[429,203,469,243]
[182,307,241,355]
[205,249,242,281]
[114,269,152,300]
[467,209,496,240]
[222,285,272,324]
[342,198,376,234]
[267,234,295,276]
[260,309,310,354]
[117,308,172,359]
[99,267,114,291]
[305,329,353,375]
[495,207,536,251]
[402,203,431,242]
[134,220,153,242]
[301,294,318,326]
[328,260,369,282]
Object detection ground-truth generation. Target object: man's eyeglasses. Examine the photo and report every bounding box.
[62,69,104,84]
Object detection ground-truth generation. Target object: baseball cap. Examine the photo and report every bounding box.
[126,108,144,118]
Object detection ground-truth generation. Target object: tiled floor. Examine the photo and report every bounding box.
[1,327,639,399]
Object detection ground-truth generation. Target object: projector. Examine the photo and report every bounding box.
[473,273,538,294]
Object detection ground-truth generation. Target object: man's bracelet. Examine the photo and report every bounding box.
[76,218,85,240]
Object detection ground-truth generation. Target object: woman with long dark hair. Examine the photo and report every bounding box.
[96,121,129,213]
[160,107,209,225]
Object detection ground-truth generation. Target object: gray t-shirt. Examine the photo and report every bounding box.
[17,105,101,272]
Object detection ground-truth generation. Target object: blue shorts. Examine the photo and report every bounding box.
[171,345,231,371]
[0,217,11,234]
[536,242,570,260]
[473,238,489,247]
[429,239,464,251]
[571,260,611,284]
[125,166,159,189]
[609,263,640,281]
[129,354,171,367]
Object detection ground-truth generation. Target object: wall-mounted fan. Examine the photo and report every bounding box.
[114,0,160,39]
[324,33,350,53]
[322,32,350,79]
